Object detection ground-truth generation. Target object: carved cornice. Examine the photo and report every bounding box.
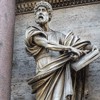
[16,1,34,14]
[16,0,100,15]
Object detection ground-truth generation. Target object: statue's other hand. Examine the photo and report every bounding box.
[70,47,84,57]
[70,48,84,61]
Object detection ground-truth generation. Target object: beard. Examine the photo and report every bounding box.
[35,14,49,24]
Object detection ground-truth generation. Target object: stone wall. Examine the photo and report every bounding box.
[11,4,100,100]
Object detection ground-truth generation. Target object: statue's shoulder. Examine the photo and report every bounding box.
[25,26,41,37]
[25,26,47,39]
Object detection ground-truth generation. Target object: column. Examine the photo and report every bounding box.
[0,0,15,100]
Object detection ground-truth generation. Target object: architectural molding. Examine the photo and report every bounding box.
[16,0,100,15]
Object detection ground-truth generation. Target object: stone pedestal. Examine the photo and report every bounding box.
[0,0,15,100]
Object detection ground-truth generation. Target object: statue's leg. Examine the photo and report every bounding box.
[52,70,65,100]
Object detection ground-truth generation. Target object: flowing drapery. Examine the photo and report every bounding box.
[25,26,99,100]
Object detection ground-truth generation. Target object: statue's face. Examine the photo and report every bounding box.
[35,6,50,24]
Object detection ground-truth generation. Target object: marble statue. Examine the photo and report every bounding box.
[25,1,100,100]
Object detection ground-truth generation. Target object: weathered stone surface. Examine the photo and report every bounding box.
[11,4,100,100]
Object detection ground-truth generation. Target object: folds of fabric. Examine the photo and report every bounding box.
[25,26,100,100]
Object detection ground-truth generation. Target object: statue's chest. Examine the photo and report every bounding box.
[45,32,60,57]
[47,32,60,44]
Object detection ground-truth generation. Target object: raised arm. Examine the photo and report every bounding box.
[33,34,82,57]
[33,35,71,51]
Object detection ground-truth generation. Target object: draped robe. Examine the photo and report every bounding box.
[25,26,100,100]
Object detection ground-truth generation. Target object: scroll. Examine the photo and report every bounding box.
[71,48,100,71]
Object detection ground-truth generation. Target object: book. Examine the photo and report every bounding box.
[71,48,100,71]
